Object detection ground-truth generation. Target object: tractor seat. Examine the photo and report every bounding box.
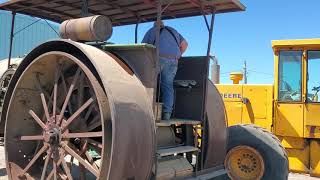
[174,80,197,88]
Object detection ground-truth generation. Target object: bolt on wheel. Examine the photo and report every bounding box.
[225,146,265,180]
[5,52,111,179]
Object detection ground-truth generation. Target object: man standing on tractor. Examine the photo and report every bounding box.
[142,20,188,120]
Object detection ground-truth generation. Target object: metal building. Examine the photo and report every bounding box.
[0,10,59,60]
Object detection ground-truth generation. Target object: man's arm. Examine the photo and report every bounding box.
[180,40,188,55]
[177,32,188,55]
[142,28,155,44]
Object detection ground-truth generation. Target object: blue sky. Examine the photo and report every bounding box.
[1,0,320,84]
[110,0,320,84]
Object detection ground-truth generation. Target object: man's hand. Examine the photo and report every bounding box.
[180,40,188,55]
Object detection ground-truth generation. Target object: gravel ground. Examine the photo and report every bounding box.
[0,141,317,180]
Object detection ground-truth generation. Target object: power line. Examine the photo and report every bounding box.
[248,69,274,77]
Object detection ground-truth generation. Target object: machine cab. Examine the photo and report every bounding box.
[273,39,320,139]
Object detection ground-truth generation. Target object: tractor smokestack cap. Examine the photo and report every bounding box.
[230,72,243,84]
[60,15,113,42]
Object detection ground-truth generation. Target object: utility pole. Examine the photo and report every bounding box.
[243,60,247,84]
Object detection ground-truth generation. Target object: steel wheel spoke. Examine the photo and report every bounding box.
[57,68,81,125]
[53,161,57,180]
[60,69,74,115]
[62,132,103,139]
[20,135,43,141]
[41,150,52,180]
[35,73,53,108]
[62,98,95,132]
[61,156,73,180]
[29,110,46,130]
[21,144,49,175]
[78,72,84,110]
[61,142,99,177]
[84,104,94,122]
[40,93,51,122]
[47,158,63,180]
[53,62,60,121]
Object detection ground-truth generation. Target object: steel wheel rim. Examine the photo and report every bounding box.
[5,52,111,179]
[225,145,265,180]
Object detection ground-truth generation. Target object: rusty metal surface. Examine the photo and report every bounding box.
[0,0,245,26]
[2,39,155,179]
[103,44,158,109]
[203,80,227,168]
[60,15,113,41]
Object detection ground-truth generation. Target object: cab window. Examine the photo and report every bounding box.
[307,51,320,102]
[278,51,302,102]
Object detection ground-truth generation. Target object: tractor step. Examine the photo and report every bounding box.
[156,119,201,127]
[157,146,199,157]
[157,156,193,179]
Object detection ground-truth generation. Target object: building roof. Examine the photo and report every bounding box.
[0,0,245,26]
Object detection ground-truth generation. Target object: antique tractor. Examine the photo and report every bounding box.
[0,0,288,179]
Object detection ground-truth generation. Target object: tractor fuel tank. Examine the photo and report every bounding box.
[60,15,113,42]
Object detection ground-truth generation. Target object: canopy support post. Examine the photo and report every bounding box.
[200,7,216,171]
[154,0,162,178]
[135,23,139,43]
[8,11,16,69]
[206,10,216,58]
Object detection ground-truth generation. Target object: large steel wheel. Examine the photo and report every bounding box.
[4,40,155,180]
[5,52,111,179]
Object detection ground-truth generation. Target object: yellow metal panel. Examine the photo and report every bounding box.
[279,136,309,174]
[310,140,320,177]
[242,85,273,130]
[304,105,320,138]
[279,137,309,173]
[279,136,307,149]
[224,102,243,126]
[304,104,320,138]
[216,85,243,126]
[286,145,310,174]
[275,104,304,137]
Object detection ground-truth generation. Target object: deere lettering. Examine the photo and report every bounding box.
[221,93,242,99]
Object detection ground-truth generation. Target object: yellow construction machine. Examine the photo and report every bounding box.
[217,39,320,178]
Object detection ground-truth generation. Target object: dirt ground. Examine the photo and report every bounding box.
[0,139,317,180]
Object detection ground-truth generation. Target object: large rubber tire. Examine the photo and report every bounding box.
[226,124,289,180]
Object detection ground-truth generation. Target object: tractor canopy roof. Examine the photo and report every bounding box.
[0,0,245,26]
[272,39,320,52]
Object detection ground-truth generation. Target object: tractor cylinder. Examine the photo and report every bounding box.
[60,15,113,42]
[210,55,220,84]
[211,63,220,84]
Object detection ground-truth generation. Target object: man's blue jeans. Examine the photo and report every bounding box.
[160,58,178,114]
